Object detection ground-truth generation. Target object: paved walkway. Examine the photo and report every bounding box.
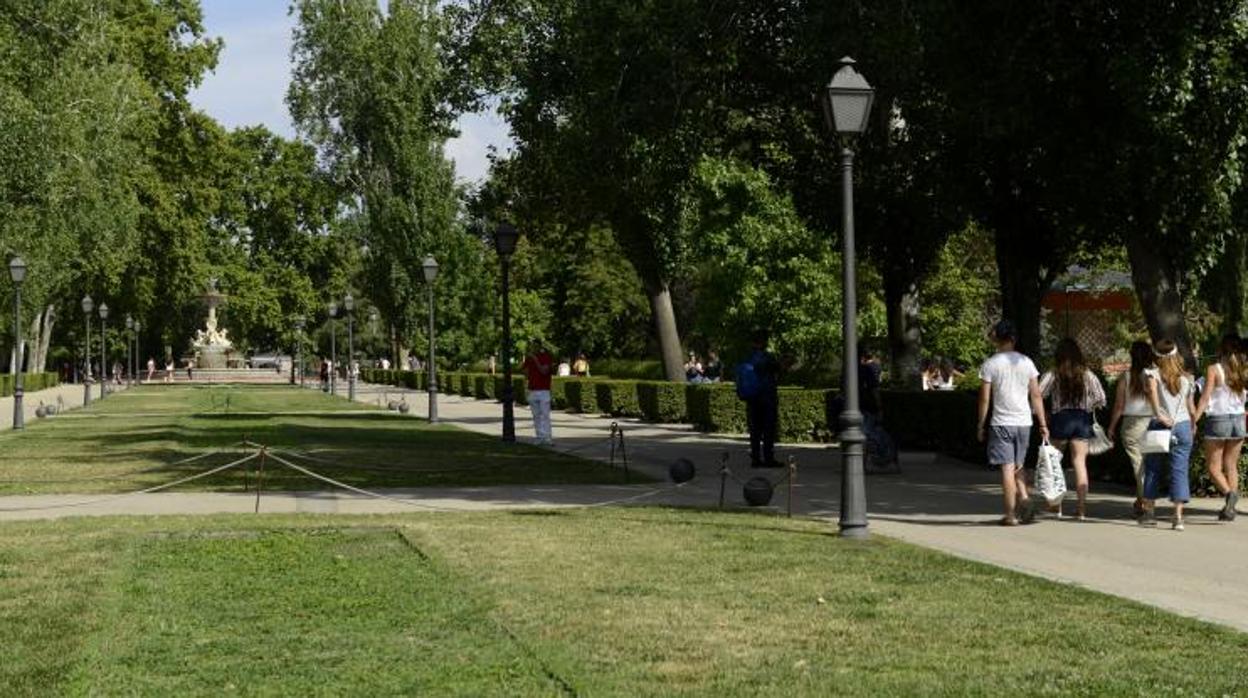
[3,380,1248,633]
[0,381,127,431]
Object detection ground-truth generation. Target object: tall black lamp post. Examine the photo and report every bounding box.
[125,315,133,388]
[294,315,306,387]
[9,257,27,430]
[98,303,109,397]
[81,295,93,406]
[344,294,356,401]
[133,320,141,384]
[493,223,520,442]
[328,301,338,396]
[422,256,439,424]
[821,56,875,540]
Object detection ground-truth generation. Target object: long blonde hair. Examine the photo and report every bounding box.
[1218,334,1247,393]
[1153,339,1184,395]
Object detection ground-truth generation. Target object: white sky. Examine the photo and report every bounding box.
[187,0,511,184]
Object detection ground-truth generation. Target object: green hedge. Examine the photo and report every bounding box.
[778,388,838,442]
[0,373,60,397]
[563,379,598,414]
[596,380,643,418]
[637,381,687,423]
[686,383,748,434]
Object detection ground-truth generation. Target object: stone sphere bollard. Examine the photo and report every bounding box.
[387,400,399,411]
[35,405,47,418]
[669,458,696,484]
[398,402,410,415]
[743,477,774,507]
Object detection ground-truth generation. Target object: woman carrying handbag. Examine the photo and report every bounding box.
[1039,338,1107,520]
[1107,341,1160,518]
[1139,339,1197,531]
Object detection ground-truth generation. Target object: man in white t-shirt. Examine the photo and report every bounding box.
[976,320,1049,526]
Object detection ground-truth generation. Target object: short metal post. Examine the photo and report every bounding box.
[254,447,267,514]
[718,452,729,510]
[788,455,797,518]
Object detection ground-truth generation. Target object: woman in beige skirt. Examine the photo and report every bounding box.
[1107,341,1156,518]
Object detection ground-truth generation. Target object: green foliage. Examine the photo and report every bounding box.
[685,157,847,369]
[686,384,748,435]
[919,224,999,369]
[636,382,688,423]
[595,381,643,418]
[0,373,59,397]
[590,359,665,380]
[562,379,598,414]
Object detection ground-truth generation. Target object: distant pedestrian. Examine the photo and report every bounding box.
[1038,338,1106,520]
[1106,341,1155,518]
[112,361,123,386]
[522,340,555,445]
[488,354,497,376]
[684,352,705,383]
[1140,339,1196,530]
[976,320,1048,526]
[736,330,780,468]
[185,358,194,382]
[146,357,156,383]
[704,351,723,382]
[380,357,391,371]
[858,347,884,421]
[164,359,174,384]
[1193,334,1246,522]
[557,358,572,377]
[573,352,590,377]
[320,358,330,392]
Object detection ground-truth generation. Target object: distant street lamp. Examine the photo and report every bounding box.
[9,257,27,430]
[344,293,356,401]
[328,301,338,396]
[493,222,520,443]
[81,295,93,406]
[422,256,440,424]
[133,319,141,384]
[294,315,306,387]
[822,56,875,540]
[98,303,109,397]
[125,315,134,389]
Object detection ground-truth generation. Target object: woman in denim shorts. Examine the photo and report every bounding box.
[1039,338,1106,520]
[1193,335,1247,521]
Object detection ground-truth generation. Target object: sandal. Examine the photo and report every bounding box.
[999,516,1019,527]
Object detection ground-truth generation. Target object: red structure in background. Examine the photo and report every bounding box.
[1041,269,1138,374]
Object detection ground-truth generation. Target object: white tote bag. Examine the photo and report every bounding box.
[1141,427,1172,454]
[1035,440,1067,504]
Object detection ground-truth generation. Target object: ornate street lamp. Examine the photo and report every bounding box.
[294,315,306,387]
[327,300,338,396]
[81,295,93,406]
[493,222,520,442]
[125,315,133,389]
[422,256,439,424]
[9,257,27,429]
[344,293,356,401]
[821,56,875,539]
[98,303,109,397]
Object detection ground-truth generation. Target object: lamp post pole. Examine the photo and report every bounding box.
[133,320,141,385]
[98,303,109,398]
[81,295,93,406]
[10,257,27,430]
[328,302,338,396]
[344,294,356,402]
[423,257,440,424]
[125,315,133,389]
[493,223,520,443]
[294,316,305,388]
[821,56,875,540]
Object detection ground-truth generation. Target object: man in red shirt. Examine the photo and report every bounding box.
[522,339,555,445]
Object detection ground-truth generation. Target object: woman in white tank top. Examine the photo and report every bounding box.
[1193,335,1247,521]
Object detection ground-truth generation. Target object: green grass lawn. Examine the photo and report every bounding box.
[0,385,633,494]
[2,509,1245,696]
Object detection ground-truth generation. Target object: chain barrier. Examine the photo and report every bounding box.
[0,451,260,513]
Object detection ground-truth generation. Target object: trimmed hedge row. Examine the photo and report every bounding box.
[0,373,60,397]
[359,368,837,442]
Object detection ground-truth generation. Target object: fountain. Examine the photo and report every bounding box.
[191,278,233,369]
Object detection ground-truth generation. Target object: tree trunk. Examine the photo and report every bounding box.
[35,305,55,371]
[1126,232,1193,364]
[884,274,922,389]
[993,230,1053,359]
[645,279,685,382]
